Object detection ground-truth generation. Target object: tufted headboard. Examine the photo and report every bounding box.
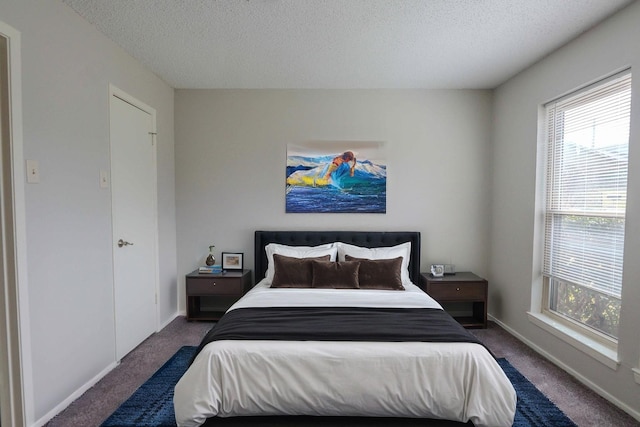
[254,230,421,285]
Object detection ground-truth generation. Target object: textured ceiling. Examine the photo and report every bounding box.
[62,0,635,89]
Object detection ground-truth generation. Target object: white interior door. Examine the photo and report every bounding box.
[110,90,158,361]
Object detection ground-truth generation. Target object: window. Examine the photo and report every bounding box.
[542,71,631,340]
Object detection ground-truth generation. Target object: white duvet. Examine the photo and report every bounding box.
[174,281,516,427]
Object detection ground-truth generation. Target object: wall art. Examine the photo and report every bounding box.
[286,141,386,213]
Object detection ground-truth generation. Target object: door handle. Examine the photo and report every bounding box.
[117,239,134,248]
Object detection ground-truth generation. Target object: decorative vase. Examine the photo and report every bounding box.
[206,245,215,266]
[206,254,215,266]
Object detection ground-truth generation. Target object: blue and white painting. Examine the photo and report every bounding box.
[286,141,386,213]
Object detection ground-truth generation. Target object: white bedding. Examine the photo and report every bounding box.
[174,280,516,427]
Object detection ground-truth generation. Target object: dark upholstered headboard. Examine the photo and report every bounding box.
[254,231,421,285]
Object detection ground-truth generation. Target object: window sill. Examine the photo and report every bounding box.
[527,311,619,370]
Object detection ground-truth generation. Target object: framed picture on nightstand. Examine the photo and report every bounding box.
[222,252,243,270]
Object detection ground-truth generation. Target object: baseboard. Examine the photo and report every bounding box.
[158,311,181,331]
[488,314,640,423]
[31,361,118,427]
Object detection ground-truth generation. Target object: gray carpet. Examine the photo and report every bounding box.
[45,317,638,427]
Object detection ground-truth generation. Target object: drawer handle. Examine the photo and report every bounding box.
[212,282,216,286]
[456,287,460,291]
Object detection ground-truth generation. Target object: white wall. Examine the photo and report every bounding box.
[0,1,176,424]
[175,89,493,310]
[490,0,640,418]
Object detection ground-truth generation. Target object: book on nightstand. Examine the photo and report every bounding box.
[199,265,222,274]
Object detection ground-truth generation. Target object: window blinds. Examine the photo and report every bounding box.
[543,71,631,298]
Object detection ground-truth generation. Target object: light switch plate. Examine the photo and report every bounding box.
[100,170,109,188]
[26,159,39,183]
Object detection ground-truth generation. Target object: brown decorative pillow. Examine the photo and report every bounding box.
[271,254,331,288]
[311,260,360,289]
[344,255,404,290]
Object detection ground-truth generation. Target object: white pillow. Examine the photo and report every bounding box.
[265,243,337,282]
[336,241,412,285]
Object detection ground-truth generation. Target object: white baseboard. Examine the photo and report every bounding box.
[488,315,640,423]
[31,361,118,427]
[158,311,181,331]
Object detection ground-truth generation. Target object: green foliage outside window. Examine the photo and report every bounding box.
[551,280,620,338]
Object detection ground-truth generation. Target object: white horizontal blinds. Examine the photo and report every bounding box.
[543,71,631,297]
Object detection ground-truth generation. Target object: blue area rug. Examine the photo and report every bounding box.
[496,359,577,427]
[102,346,577,427]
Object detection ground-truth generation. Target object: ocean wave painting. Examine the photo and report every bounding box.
[286,142,386,213]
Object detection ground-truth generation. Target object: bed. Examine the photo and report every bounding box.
[174,231,516,427]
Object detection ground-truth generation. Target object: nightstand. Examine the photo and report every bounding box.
[185,269,252,321]
[420,272,488,329]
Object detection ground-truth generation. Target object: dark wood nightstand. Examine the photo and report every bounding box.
[185,269,252,321]
[420,272,488,329]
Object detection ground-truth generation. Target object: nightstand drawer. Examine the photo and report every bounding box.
[428,282,485,300]
[186,278,242,295]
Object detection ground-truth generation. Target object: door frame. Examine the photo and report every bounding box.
[0,21,32,427]
[108,85,161,352]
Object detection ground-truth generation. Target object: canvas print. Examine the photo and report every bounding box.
[286,141,386,213]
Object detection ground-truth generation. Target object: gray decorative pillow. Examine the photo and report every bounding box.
[271,254,331,288]
[344,255,404,290]
[311,260,360,289]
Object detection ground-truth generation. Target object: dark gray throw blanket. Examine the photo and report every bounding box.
[191,307,487,364]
